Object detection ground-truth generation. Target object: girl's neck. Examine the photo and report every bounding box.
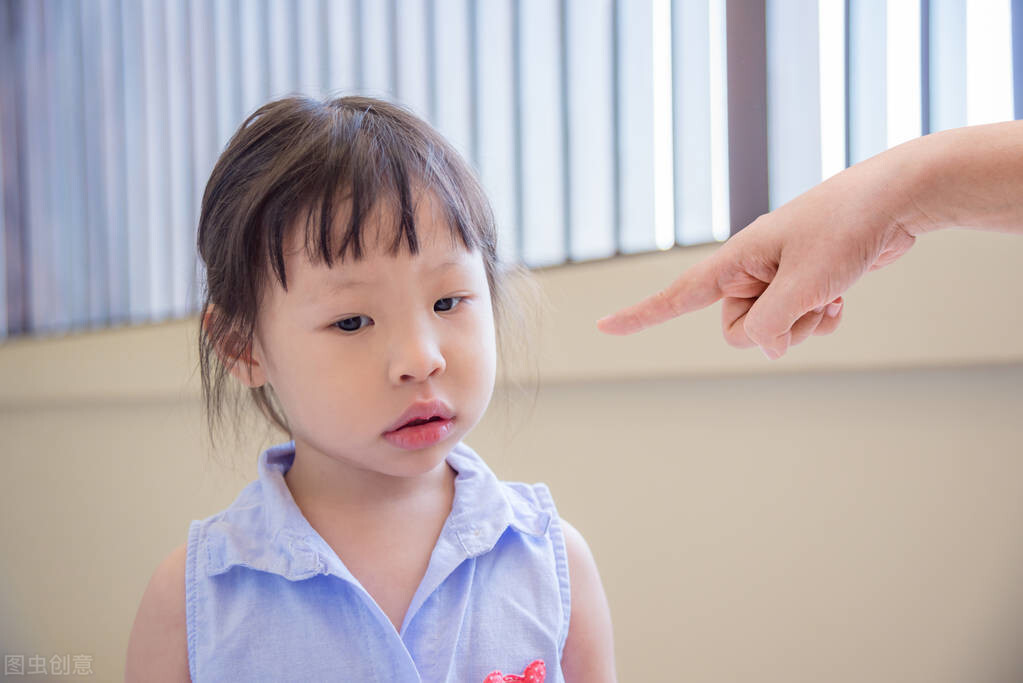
[282,443,457,520]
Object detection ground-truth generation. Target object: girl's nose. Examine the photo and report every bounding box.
[388,331,446,384]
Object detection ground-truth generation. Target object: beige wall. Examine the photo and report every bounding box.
[2,229,1021,682]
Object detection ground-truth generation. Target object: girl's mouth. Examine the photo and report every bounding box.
[383,417,455,450]
[403,416,444,428]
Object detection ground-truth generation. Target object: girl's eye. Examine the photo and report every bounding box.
[334,315,372,333]
[434,297,464,312]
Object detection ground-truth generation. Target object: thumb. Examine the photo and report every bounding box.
[596,257,724,335]
[741,261,825,357]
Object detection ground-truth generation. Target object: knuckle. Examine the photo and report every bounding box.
[741,315,770,347]
[659,288,683,318]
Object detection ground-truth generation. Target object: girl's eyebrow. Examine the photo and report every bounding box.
[302,278,368,307]
[307,259,467,303]
[426,259,468,275]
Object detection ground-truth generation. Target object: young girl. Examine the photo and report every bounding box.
[125,95,616,682]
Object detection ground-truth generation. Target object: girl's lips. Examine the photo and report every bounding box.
[382,417,455,450]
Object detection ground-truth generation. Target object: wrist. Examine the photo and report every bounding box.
[877,134,947,238]
[882,122,1023,237]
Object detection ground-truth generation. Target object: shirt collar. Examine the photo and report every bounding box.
[444,443,551,556]
[204,440,551,582]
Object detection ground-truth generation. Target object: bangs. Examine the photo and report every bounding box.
[253,98,490,292]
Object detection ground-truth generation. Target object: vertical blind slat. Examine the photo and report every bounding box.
[844,0,852,168]
[20,1,44,332]
[269,0,298,99]
[80,1,110,327]
[518,0,566,267]
[475,0,518,266]
[395,0,431,119]
[965,0,1014,125]
[60,0,89,330]
[99,0,128,324]
[616,0,656,254]
[360,0,393,96]
[886,0,922,148]
[651,0,674,251]
[818,0,846,180]
[929,0,966,133]
[353,0,365,88]
[558,0,572,259]
[297,0,324,96]
[0,1,15,338]
[565,0,615,262]
[433,0,473,164]
[0,38,6,340]
[213,0,240,150]
[725,0,767,236]
[327,0,358,93]
[673,0,714,245]
[189,0,216,311]
[512,0,524,262]
[766,0,822,210]
[288,0,302,93]
[121,0,149,323]
[240,0,268,117]
[166,0,194,318]
[35,1,54,332]
[1015,0,1023,119]
[142,0,172,320]
[467,0,480,172]
[708,0,729,240]
[921,0,931,135]
[45,1,66,332]
[318,0,330,97]
[848,0,887,164]
[390,0,401,102]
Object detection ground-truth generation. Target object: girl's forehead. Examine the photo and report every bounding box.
[265,185,489,305]
[285,188,458,259]
[283,211,466,269]
[279,226,481,295]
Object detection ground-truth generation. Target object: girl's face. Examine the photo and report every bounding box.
[242,193,497,480]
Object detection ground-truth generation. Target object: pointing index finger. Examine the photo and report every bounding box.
[596,257,724,335]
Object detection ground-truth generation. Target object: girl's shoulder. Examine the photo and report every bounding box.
[447,442,563,536]
[498,479,560,528]
[188,474,325,582]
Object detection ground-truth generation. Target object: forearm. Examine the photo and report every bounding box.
[884,120,1023,236]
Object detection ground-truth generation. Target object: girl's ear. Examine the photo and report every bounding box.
[202,305,269,389]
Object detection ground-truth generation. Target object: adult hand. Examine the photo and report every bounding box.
[596,121,1023,359]
[596,165,917,359]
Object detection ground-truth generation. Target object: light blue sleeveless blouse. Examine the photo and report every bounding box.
[185,440,571,682]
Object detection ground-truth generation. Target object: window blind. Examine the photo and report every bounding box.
[0,0,1018,341]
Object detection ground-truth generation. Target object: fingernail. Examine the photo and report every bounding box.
[826,302,843,317]
[761,346,781,361]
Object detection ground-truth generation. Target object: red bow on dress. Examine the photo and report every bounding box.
[482,659,546,683]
